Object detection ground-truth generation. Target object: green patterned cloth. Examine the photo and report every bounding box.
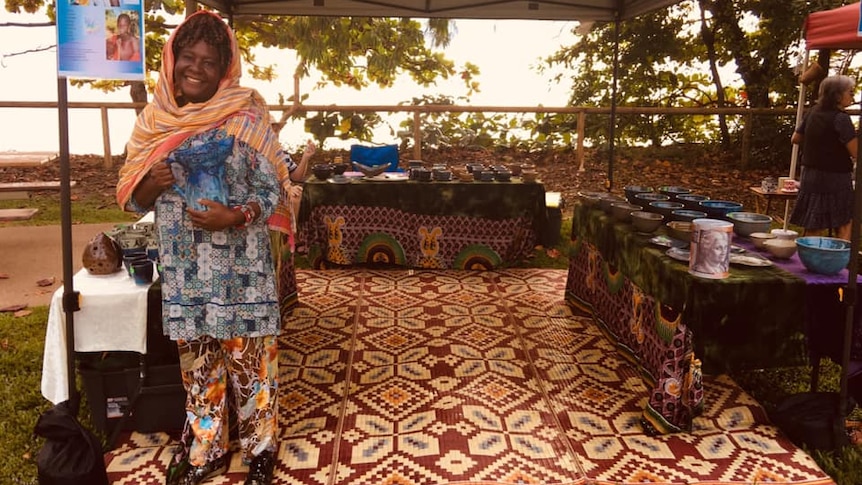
[569,202,808,373]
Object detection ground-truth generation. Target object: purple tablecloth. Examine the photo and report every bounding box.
[734,237,862,366]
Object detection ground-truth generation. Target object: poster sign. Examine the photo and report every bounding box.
[56,0,145,80]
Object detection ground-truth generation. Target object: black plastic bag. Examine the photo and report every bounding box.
[34,397,108,485]
[769,391,856,451]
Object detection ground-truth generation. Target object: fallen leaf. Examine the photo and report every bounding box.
[0,304,27,313]
[546,248,561,259]
[36,277,56,287]
[0,339,8,350]
[14,309,33,318]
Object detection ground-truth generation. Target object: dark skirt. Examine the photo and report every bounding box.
[789,167,853,231]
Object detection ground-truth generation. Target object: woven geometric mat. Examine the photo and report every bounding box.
[105,268,835,485]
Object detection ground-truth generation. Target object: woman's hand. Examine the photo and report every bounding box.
[187,200,240,231]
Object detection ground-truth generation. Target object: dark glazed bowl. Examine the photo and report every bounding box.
[648,201,684,219]
[699,200,743,219]
[670,209,707,223]
[331,163,349,175]
[311,163,333,180]
[676,193,710,210]
[658,185,692,200]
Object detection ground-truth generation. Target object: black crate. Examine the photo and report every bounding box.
[79,361,185,435]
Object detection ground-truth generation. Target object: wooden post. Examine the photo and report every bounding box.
[577,110,586,172]
[413,111,422,161]
[101,106,112,168]
[741,112,752,168]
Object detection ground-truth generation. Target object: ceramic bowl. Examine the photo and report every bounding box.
[699,200,743,219]
[631,210,664,233]
[764,238,797,259]
[331,163,349,175]
[521,170,539,183]
[648,201,685,219]
[749,231,777,250]
[726,211,773,237]
[352,161,389,178]
[796,236,852,275]
[670,209,707,223]
[676,193,710,210]
[666,221,694,242]
[771,228,799,240]
[658,185,692,200]
[624,185,654,204]
[610,202,641,223]
[633,192,670,209]
[311,163,333,180]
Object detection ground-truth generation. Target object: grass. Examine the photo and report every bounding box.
[2,198,862,484]
[0,192,137,227]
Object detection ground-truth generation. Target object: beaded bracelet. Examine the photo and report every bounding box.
[233,204,255,229]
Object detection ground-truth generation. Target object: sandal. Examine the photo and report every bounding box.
[244,450,275,485]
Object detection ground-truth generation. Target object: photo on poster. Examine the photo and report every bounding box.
[105,10,141,61]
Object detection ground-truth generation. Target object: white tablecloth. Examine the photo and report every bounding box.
[40,269,151,404]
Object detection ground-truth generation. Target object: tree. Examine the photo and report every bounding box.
[541,0,831,168]
[3,0,478,147]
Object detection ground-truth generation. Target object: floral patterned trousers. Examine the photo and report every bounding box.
[176,335,278,466]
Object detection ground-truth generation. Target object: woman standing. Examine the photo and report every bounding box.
[790,74,858,240]
[117,11,291,485]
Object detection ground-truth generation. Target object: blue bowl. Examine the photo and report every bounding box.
[796,236,852,275]
[699,200,743,219]
[670,209,707,223]
[677,193,710,210]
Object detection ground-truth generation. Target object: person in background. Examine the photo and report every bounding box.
[790,74,858,241]
[116,10,292,485]
[278,136,316,220]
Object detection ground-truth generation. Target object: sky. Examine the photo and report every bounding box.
[0,10,578,155]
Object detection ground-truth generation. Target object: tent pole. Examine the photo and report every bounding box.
[57,76,80,407]
[784,50,810,230]
[607,14,620,191]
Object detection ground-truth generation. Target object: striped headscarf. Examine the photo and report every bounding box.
[116,10,293,234]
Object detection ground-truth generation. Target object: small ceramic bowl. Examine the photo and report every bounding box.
[676,193,710,211]
[749,232,777,250]
[699,200,743,219]
[311,163,333,180]
[599,194,627,214]
[624,185,654,204]
[764,238,797,259]
[633,192,670,209]
[771,228,799,241]
[648,201,685,220]
[631,211,664,233]
[658,185,691,200]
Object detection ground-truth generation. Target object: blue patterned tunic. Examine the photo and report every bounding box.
[154,129,282,341]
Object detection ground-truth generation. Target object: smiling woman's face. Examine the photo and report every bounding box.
[173,40,223,106]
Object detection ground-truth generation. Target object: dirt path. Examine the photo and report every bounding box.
[0,223,117,308]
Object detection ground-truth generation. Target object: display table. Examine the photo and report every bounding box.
[41,269,152,404]
[748,186,797,222]
[298,176,548,269]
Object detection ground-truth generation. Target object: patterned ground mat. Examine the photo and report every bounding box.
[104,268,835,485]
